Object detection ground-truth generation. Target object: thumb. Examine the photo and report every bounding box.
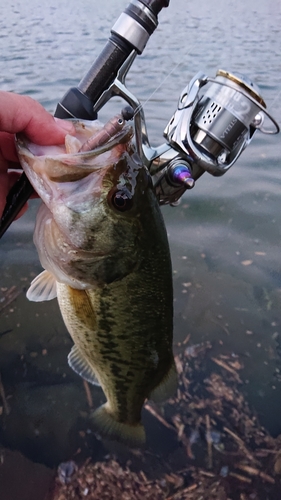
[0,91,75,145]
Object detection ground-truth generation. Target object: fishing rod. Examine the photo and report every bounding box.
[0,0,169,237]
[0,0,279,237]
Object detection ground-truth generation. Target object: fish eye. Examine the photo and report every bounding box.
[110,189,133,212]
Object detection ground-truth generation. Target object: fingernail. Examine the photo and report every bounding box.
[54,117,75,132]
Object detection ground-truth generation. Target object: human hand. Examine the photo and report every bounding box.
[0,91,75,219]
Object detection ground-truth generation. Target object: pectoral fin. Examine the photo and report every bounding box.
[68,344,100,386]
[26,270,57,302]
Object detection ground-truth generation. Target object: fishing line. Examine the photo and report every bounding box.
[133,59,183,118]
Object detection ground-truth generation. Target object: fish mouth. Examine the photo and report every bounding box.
[16,124,133,160]
[15,122,135,185]
[73,125,134,159]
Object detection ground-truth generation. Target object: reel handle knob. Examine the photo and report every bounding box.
[169,165,195,189]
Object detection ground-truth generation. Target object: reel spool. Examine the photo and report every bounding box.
[164,70,280,176]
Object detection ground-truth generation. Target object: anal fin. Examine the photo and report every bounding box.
[27,270,57,302]
[68,344,100,386]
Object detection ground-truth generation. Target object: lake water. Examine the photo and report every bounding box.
[0,0,281,496]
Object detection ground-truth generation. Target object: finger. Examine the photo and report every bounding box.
[0,170,9,217]
[0,170,35,219]
[0,92,75,145]
[0,132,18,163]
[7,171,29,219]
[7,170,39,198]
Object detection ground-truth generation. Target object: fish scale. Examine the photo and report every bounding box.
[16,116,177,445]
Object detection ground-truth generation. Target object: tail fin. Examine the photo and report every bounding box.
[90,403,145,447]
[149,361,178,403]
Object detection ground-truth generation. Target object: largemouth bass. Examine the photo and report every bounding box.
[15,115,177,445]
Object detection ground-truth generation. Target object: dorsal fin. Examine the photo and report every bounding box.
[68,344,100,386]
[26,270,57,302]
